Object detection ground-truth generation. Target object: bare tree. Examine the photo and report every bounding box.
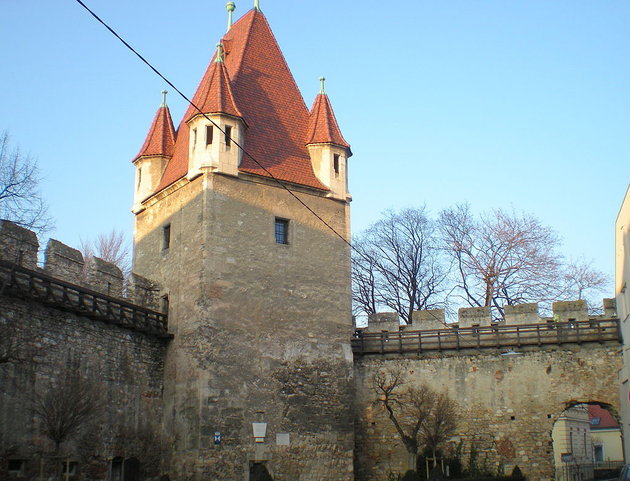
[80,229,131,276]
[0,131,52,234]
[373,367,457,472]
[439,204,562,320]
[31,371,104,456]
[420,391,458,465]
[352,208,450,324]
[562,257,610,305]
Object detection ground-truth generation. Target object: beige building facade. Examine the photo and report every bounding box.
[617,184,630,460]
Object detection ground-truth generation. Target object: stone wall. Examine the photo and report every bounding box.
[133,173,354,481]
[0,221,168,481]
[354,342,622,481]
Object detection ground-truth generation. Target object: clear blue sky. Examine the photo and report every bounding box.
[1,0,628,299]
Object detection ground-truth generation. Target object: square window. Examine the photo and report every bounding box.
[275,218,289,245]
[8,460,26,477]
[62,462,78,476]
[163,224,171,250]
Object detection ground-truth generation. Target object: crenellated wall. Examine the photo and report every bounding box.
[363,299,617,332]
[0,220,162,310]
[354,302,622,481]
[0,220,169,481]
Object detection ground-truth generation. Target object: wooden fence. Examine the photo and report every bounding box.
[352,318,621,355]
[0,260,169,337]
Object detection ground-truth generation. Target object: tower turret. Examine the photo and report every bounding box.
[132,91,176,213]
[306,77,352,200]
[187,43,245,180]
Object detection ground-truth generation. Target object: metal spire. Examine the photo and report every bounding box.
[254,0,260,11]
[215,43,224,63]
[161,90,168,107]
[226,2,236,31]
[319,77,326,95]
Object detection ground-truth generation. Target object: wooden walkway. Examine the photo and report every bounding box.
[0,260,169,337]
[352,318,621,355]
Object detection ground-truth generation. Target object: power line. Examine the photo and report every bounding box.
[72,0,472,339]
[73,0,352,251]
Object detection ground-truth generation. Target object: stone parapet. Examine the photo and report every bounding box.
[366,299,618,333]
[0,219,161,312]
[366,312,399,332]
[0,219,39,269]
[458,306,492,328]
[552,300,588,323]
[504,303,539,325]
[44,239,84,283]
[411,309,445,330]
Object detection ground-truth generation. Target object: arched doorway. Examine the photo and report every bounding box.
[551,402,623,481]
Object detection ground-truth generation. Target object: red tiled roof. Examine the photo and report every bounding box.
[306,93,350,149]
[133,105,176,161]
[195,56,243,119]
[588,404,619,429]
[155,9,328,192]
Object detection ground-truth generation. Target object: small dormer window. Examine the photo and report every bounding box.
[206,125,213,145]
[333,154,340,176]
[225,125,232,149]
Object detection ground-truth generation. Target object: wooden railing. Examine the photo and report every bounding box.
[0,260,169,338]
[351,318,621,355]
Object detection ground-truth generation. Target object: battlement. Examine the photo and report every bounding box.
[0,220,167,335]
[364,299,617,333]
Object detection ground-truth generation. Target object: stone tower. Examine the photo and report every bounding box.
[131,4,354,481]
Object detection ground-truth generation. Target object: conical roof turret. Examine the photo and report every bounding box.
[133,91,176,161]
[194,43,243,119]
[305,78,350,150]
[156,7,329,192]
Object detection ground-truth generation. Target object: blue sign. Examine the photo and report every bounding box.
[214,432,221,445]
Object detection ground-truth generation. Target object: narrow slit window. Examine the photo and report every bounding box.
[161,294,170,315]
[225,125,232,149]
[206,125,213,145]
[163,224,171,250]
[333,154,340,175]
[275,218,289,245]
[192,128,197,149]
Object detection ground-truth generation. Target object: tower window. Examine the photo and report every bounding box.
[206,125,213,145]
[225,125,232,149]
[163,224,171,250]
[333,154,340,176]
[275,218,289,245]
[192,128,197,149]
[161,294,170,315]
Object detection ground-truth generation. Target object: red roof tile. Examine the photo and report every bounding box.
[133,105,176,161]
[155,9,328,192]
[306,93,350,149]
[588,404,619,429]
[195,55,243,119]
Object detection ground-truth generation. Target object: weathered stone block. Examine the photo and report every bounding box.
[127,273,161,309]
[504,303,539,325]
[412,309,446,330]
[0,219,38,269]
[85,256,124,297]
[44,239,84,283]
[603,298,617,318]
[552,300,588,322]
[366,312,400,332]
[458,306,491,327]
